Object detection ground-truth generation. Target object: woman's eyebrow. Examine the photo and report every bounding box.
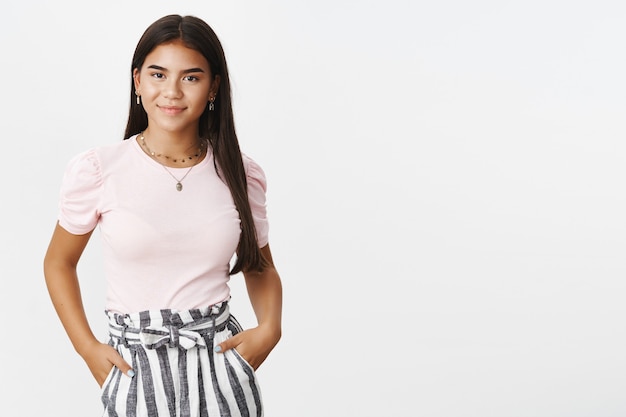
[147,64,205,73]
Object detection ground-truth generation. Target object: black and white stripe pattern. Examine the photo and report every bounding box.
[101,303,263,417]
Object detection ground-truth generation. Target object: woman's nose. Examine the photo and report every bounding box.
[163,79,183,98]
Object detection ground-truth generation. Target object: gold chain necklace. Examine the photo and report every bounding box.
[139,132,205,192]
[140,132,205,164]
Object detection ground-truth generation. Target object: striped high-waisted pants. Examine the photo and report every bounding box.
[101,302,263,417]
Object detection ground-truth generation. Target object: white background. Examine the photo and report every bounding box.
[1,1,625,416]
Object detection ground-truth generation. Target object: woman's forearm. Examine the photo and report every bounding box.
[243,244,283,338]
[44,263,99,354]
[43,224,99,355]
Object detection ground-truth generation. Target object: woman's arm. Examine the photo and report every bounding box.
[43,223,133,385]
[215,244,283,369]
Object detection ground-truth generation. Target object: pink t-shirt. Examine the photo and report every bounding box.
[57,135,269,314]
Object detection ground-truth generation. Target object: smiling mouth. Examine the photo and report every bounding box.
[158,106,185,115]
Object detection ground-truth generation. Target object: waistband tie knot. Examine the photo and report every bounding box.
[138,325,207,350]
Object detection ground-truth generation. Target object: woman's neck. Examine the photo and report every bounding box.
[142,127,202,153]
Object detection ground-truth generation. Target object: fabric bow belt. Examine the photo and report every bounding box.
[139,326,208,349]
[106,303,230,350]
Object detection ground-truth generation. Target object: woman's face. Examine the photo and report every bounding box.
[134,40,219,136]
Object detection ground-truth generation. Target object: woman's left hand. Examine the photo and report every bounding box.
[214,324,281,370]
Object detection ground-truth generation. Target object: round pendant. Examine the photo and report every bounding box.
[176,182,183,191]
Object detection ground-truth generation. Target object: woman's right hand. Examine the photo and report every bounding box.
[79,340,134,387]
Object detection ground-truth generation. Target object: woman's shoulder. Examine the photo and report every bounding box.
[66,138,136,172]
[94,137,137,161]
[241,152,266,181]
[241,152,268,202]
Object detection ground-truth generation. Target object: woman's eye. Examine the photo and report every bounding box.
[151,73,165,79]
[184,75,199,82]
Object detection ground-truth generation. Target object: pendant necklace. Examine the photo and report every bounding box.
[164,165,194,192]
[139,132,205,191]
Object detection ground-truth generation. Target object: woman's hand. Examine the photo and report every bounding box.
[214,325,281,370]
[79,340,134,387]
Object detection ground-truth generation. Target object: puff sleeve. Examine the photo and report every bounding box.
[243,153,269,247]
[57,149,103,235]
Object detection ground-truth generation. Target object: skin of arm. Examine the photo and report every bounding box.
[215,244,283,370]
[43,223,133,386]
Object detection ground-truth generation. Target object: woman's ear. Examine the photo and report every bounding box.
[209,75,221,99]
[133,68,141,92]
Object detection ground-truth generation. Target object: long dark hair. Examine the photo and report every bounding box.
[124,14,266,274]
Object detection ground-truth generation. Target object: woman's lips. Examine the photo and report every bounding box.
[158,105,185,115]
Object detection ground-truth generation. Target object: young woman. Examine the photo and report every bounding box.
[43,14,282,417]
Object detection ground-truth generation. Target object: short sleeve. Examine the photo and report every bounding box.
[243,153,269,247]
[57,149,103,235]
